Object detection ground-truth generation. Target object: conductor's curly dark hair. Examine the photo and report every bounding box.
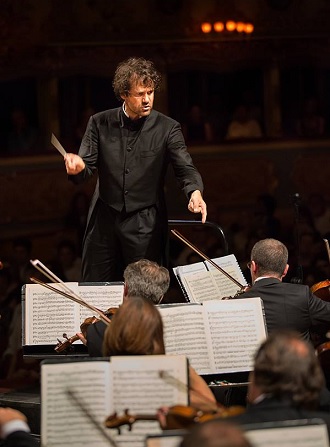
[112,57,161,101]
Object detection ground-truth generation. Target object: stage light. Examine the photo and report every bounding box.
[201,22,212,33]
[214,21,224,32]
[244,23,254,33]
[236,22,245,32]
[226,20,236,32]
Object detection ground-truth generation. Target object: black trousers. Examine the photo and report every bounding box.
[81,199,165,282]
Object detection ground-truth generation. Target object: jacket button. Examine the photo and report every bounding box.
[124,190,128,195]
[127,147,132,152]
[125,168,130,174]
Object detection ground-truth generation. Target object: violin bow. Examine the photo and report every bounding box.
[30,259,111,325]
[324,239,330,265]
[66,389,119,447]
[171,229,245,291]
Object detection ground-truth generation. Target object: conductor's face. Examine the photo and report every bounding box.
[122,80,155,120]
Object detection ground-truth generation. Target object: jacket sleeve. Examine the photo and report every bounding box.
[166,121,204,199]
[309,289,330,329]
[69,116,99,185]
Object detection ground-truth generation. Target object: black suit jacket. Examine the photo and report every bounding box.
[70,108,204,218]
[2,431,39,447]
[86,319,107,357]
[226,396,330,440]
[236,278,330,340]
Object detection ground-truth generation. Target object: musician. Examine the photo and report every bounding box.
[103,296,217,411]
[0,407,38,447]
[84,259,170,357]
[64,56,206,282]
[235,238,330,341]
[226,330,330,437]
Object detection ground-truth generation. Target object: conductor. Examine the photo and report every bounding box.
[64,57,207,281]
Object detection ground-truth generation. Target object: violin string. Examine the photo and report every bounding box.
[66,389,119,447]
[171,229,244,289]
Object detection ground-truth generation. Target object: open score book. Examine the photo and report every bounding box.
[158,298,267,375]
[23,282,124,346]
[41,355,189,447]
[173,254,248,303]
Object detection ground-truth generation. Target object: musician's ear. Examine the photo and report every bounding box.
[123,283,129,300]
[282,264,289,278]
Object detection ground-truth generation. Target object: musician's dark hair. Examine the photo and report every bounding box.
[251,238,288,277]
[180,419,252,447]
[103,296,165,356]
[253,330,324,409]
[123,259,170,304]
[112,57,161,100]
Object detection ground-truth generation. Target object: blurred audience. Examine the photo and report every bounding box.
[6,108,39,155]
[49,239,82,282]
[182,105,213,144]
[226,105,262,140]
[295,97,325,138]
[307,193,330,237]
[64,191,90,255]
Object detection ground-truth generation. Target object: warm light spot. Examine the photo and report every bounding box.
[201,22,212,33]
[244,23,254,33]
[214,21,224,32]
[226,20,236,32]
[236,22,245,32]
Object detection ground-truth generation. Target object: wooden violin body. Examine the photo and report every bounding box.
[311,280,330,302]
[104,404,245,432]
[55,307,118,353]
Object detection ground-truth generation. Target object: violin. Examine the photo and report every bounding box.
[310,239,330,302]
[104,404,246,432]
[311,280,330,302]
[55,307,118,353]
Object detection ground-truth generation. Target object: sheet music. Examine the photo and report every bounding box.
[207,255,247,286]
[203,298,267,373]
[245,424,329,447]
[107,355,189,447]
[24,282,124,345]
[159,299,267,375]
[174,254,247,303]
[42,356,188,447]
[42,361,112,447]
[159,304,214,374]
[25,282,79,345]
[181,270,221,303]
[78,283,124,320]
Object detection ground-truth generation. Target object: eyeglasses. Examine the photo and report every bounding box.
[247,261,252,269]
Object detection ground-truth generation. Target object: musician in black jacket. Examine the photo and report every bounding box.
[226,330,330,438]
[236,238,330,341]
[85,259,170,357]
[65,57,206,282]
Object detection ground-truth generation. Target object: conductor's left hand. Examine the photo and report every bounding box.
[188,190,207,223]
